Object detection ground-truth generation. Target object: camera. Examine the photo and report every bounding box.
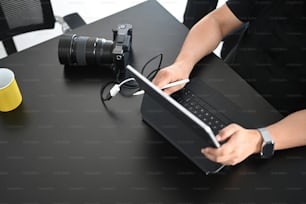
[58,24,133,80]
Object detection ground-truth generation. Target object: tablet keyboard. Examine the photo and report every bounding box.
[172,88,226,134]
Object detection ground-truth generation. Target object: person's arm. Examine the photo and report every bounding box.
[152,4,243,94]
[202,110,306,166]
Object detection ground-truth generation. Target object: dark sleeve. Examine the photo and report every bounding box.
[183,0,218,29]
[226,0,258,22]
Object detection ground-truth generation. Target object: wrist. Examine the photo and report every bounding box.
[175,60,194,76]
[253,129,264,154]
[174,56,197,72]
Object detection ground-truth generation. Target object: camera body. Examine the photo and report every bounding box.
[111,24,133,79]
[58,24,133,80]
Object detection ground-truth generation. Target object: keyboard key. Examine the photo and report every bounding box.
[172,88,226,134]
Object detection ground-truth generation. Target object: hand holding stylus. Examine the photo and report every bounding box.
[160,79,190,90]
[133,79,190,95]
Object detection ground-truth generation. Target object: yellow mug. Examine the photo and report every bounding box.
[0,68,23,112]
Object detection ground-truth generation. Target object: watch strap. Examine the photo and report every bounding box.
[258,127,274,158]
[258,128,272,143]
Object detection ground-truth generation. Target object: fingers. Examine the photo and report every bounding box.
[163,84,186,95]
[202,144,241,166]
[152,70,174,95]
[152,69,172,88]
[216,123,242,141]
[202,141,237,165]
[152,67,187,95]
[201,124,249,166]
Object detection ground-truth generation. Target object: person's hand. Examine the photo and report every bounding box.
[201,124,263,166]
[152,62,193,95]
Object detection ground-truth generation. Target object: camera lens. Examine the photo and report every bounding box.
[58,34,114,67]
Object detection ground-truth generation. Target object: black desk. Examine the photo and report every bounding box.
[0,1,305,203]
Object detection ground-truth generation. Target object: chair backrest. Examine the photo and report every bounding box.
[0,0,56,55]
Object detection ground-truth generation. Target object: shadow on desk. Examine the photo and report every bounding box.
[63,65,114,80]
[0,103,28,127]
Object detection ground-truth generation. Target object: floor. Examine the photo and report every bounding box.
[0,0,226,59]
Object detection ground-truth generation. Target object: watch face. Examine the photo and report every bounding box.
[262,142,274,158]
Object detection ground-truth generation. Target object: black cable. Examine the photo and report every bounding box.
[113,53,164,97]
[140,53,163,76]
[100,81,116,103]
[100,53,164,104]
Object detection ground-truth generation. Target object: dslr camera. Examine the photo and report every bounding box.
[58,24,133,80]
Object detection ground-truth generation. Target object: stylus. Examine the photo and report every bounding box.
[161,79,190,90]
[133,79,190,96]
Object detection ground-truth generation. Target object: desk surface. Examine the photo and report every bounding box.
[0,1,305,203]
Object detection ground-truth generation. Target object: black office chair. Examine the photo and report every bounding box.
[0,0,86,56]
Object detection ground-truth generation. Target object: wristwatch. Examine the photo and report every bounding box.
[258,127,275,159]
